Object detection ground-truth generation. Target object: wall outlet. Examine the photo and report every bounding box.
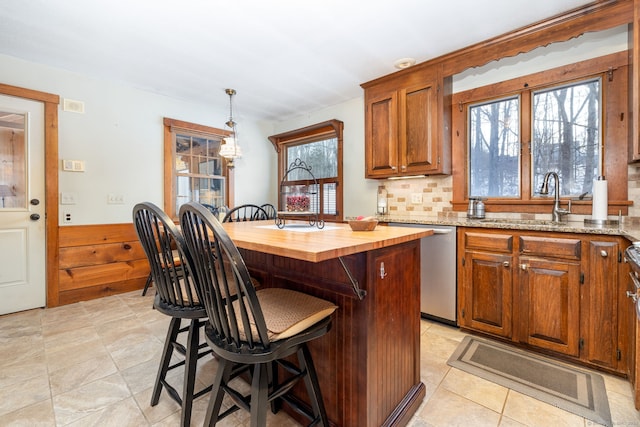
[63,211,72,223]
[107,194,125,204]
[411,193,423,204]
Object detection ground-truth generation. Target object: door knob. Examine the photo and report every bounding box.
[30,213,40,221]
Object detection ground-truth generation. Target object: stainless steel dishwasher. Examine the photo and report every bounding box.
[390,223,457,326]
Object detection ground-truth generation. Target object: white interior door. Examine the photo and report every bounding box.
[0,95,45,315]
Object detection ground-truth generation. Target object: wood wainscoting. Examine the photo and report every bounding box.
[57,224,149,306]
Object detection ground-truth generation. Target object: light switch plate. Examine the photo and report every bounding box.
[411,193,423,204]
[60,192,77,205]
[62,159,85,172]
[107,194,125,204]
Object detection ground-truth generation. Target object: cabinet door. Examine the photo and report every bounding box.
[365,90,398,178]
[399,81,438,175]
[584,240,619,369]
[519,256,581,356]
[461,251,513,338]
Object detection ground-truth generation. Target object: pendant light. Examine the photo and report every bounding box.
[219,88,242,165]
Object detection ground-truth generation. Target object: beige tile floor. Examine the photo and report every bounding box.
[1,289,640,427]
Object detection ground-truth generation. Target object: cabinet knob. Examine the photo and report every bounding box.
[520,263,528,270]
[401,165,406,170]
[600,250,608,257]
[503,261,510,267]
[391,166,397,171]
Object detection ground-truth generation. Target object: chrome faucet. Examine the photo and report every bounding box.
[540,172,571,222]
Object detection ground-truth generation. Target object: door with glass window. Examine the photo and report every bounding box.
[0,95,45,314]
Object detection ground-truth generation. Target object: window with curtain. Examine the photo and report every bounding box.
[269,120,343,222]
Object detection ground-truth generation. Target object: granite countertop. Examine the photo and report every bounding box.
[380,216,640,243]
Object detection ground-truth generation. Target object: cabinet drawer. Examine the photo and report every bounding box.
[464,232,513,253]
[519,236,581,260]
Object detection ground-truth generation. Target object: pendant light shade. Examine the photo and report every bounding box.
[219,136,243,158]
[219,88,242,162]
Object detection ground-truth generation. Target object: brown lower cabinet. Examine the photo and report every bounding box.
[458,227,633,376]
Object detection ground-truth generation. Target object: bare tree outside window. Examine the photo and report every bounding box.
[469,96,520,198]
[286,138,337,180]
[531,79,600,197]
[468,78,600,200]
[286,138,338,215]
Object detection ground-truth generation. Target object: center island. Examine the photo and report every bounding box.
[221,220,434,427]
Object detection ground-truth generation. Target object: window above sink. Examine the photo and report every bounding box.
[452,51,629,216]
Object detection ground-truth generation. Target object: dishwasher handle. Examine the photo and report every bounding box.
[431,229,453,235]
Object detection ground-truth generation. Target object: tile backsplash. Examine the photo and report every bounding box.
[380,163,640,222]
[382,175,454,220]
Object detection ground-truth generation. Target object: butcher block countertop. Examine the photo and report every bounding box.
[222,220,434,263]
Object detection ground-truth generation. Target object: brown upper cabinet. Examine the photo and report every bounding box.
[362,64,451,178]
[361,0,633,183]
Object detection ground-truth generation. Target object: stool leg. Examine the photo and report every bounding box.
[298,344,328,427]
[141,273,152,296]
[180,318,200,427]
[269,361,280,414]
[151,317,181,406]
[250,363,270,427]
[204,358,232,426]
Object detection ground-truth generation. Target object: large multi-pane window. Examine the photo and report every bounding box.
[163,118,232,219]
[469,78,601,200]
[452,52,627,215]
[269,120,343,222]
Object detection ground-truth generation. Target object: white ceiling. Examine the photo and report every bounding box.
[0,0,594,122]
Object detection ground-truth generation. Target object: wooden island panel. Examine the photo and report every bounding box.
[227,221,432,427]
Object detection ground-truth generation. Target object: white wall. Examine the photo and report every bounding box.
[0,53,276,225]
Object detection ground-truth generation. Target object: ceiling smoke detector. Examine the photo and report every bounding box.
[393,57,417,70]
